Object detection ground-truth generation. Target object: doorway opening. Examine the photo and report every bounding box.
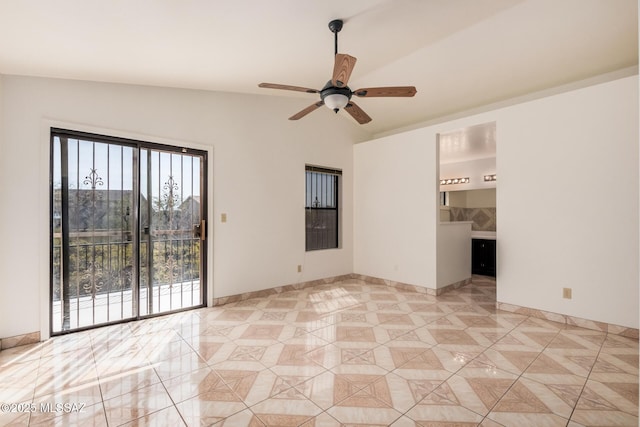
[438,121,496,286]
[50,129,208,335]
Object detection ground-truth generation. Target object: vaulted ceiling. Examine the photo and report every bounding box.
[0,0,637,136]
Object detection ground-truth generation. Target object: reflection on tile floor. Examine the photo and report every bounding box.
[1,276,637,426]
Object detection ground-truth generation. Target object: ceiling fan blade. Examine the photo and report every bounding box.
[344,101,372,124]
[332,54,357,88]
[289,101,324,120]
[353,86,417,97]
[259,83,319,94]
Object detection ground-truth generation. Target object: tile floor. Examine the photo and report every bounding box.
[0,276,637,426]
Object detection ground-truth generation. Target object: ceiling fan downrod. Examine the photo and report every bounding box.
[328,19,343,56]
[326,19,348,113]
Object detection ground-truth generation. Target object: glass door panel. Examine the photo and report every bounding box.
[52,136,137,332]
[139,149,203,316]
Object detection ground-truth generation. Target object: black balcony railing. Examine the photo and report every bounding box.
[52,231,200,301]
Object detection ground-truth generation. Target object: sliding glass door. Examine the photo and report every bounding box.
[51,129,207,334]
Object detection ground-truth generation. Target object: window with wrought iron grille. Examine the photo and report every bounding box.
[305,165,341,251]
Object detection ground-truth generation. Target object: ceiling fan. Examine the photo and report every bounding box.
[258,19,417,124]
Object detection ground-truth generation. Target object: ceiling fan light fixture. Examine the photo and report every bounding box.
[324,93,349,113]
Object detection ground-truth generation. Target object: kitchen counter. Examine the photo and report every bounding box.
[471,231,496,240]
[440,221,473,226]
[437,221,472,288]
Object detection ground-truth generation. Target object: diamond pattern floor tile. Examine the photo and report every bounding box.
[1,276,638,426]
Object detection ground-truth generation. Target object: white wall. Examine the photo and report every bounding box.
[497,76,638,328]
[465,189,496,208]
[0,75,370,339]
[437,223,472,288]
[354,74,638,328]
[353,129,438,288]
[448,189,496,208]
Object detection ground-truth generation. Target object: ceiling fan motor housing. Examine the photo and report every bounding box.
[320,80,352,113]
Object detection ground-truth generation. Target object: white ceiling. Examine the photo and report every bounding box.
[0,0,637,136]
[439,122,496,164]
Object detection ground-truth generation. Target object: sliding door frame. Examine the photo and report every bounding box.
[49,128,208,336]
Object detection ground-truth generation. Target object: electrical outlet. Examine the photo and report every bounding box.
[297,265,302,273]
[563,287,572,299]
